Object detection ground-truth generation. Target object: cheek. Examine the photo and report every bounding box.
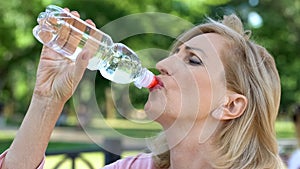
[198,84,213,118]
[189,71,213,119]
[159,70,211,122]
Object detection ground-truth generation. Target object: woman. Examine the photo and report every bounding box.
[0,8,284,169]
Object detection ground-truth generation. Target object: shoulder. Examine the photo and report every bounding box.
[101,153,157,169]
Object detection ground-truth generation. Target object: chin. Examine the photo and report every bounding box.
[144,99,166,122]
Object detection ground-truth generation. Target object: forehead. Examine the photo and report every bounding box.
[183,33,227,50]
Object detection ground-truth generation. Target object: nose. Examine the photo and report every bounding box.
[156,57,172,75]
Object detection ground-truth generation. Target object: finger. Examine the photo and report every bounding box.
[71,11,80,18]
[73,50,92,85]
[85,19,96,27]
[76,49,91,68]
[64,8,70,12]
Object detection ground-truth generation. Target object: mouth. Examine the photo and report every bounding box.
[149,77,164,92]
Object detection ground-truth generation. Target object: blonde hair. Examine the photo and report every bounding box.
[151,14,284,169]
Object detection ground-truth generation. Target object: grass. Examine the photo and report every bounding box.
[2,119,293,140]
[275,120,295,138]
[84,118,163,138]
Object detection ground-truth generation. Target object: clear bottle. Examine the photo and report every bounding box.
[32,5,157,89]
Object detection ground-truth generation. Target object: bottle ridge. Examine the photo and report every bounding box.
[33,5,157,89]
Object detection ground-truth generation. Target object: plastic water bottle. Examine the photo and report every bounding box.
[32,5,157,89]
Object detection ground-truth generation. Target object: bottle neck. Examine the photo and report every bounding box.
[134,68,156,89]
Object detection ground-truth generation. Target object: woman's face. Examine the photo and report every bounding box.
[145,33,228,128]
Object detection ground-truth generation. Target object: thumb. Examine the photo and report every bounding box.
[73,49,92,84]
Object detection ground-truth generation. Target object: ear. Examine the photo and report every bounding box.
[212,93,248,120]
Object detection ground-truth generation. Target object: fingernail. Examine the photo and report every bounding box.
[81,50,90,60]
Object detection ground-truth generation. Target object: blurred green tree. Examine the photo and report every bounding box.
[0,0,46,119]
[209,0,300,113]
[1,0,298,123]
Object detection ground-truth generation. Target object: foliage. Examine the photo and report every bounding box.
[210,0,300,113]
[0,0,299,121]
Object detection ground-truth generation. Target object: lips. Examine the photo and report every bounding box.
[156,77,164,87]
[149,77,164,92]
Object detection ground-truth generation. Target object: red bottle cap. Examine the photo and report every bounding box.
[147,76,158,89]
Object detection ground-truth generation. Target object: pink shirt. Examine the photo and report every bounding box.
[0,150,156,169]
[102,153,157,169]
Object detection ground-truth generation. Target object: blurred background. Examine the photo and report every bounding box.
[0,0,299,168]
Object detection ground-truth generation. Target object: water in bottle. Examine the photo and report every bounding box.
[32,5,157,89]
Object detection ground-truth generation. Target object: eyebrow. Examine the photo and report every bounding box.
[185,46,207,57]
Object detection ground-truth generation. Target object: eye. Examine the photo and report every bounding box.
[188,54,203,65]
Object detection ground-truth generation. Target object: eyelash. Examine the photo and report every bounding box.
[173,48,203,66]
[187,54,203,66]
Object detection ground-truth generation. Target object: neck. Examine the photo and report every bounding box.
[162,120,219,169]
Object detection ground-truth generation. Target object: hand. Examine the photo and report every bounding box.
[33,9,96,103]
